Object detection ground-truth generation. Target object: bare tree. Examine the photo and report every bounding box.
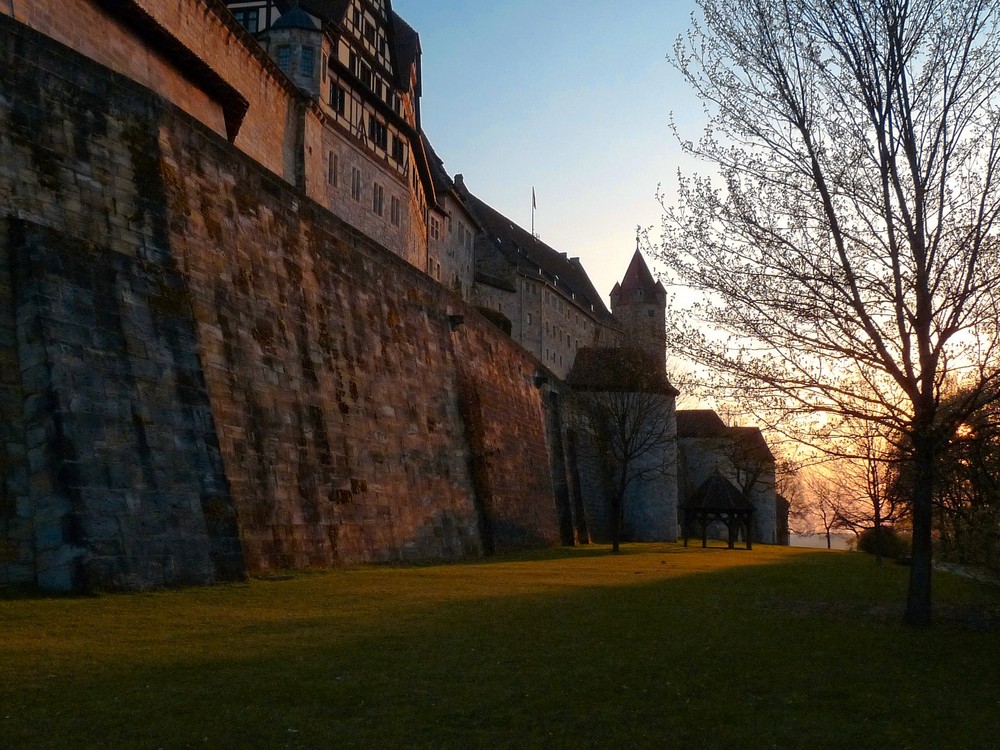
[825,427,910,563]
[568,348,677,553]
[790,470,846,549]
[663,0,1000,625]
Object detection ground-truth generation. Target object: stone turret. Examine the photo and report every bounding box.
[610,248,667,368]
[262,3,324,97]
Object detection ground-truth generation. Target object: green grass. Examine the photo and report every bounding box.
[2,544,998,749]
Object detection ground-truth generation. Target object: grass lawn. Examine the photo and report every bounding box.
[2,544,998,749]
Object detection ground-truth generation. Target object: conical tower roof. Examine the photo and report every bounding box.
[610,249,665,301]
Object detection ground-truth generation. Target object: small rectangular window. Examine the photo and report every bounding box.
[234,9,260,33]
[328,152,338,186]
[330,83,346,115]
[351,167,362,202]
[300,46,315,76]
[277,45,292,72]
[391,135,405,164]
[429,216,440,241]
[390,196,401,227]
[369,118,388,150]
[372,182,384,216]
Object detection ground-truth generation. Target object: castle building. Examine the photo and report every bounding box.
[454,177,617,379]
[0,0,787,592]
[424,140,479,299]
[226,0,447,276]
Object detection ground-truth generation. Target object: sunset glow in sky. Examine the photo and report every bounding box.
[391,0,706,305]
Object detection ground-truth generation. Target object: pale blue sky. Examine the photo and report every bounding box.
[391,0,706,304]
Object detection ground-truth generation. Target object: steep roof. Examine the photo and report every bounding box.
[729,426,776,463]
[389,11,421,88]
[610,249,665,302]
[422,136,454,197]
[567,348,679,395]
[676,409,729,439]
[454,178,613,322]
[684,470,754,511]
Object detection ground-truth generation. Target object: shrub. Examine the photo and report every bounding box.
[857,526,909,560]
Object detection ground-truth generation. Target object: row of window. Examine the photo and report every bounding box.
[543,321,579,350]
[328,155,403,228]
[348,50,399,114]
[350,6,389,61]
[523,281,588,332]
[328,81,406,164]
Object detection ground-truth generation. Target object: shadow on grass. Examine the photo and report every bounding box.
[2,546,999,748]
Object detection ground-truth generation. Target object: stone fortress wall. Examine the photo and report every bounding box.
[0,10,563,590]
[0,0,780,590]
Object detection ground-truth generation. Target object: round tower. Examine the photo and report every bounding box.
[609,247,667,369]
[263,3,324,98]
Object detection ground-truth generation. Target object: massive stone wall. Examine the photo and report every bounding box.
[0,14,561,589]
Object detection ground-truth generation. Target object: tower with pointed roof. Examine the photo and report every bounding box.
[609,247,667,368]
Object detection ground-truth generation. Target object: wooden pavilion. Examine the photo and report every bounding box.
[681,470,754,550]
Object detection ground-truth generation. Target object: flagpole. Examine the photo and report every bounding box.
[531,187,536,237]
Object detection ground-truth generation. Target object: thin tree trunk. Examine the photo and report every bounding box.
[611,500,621,554]
[874,499,883,565]
[611,486,624,555]
[905,436,935,626]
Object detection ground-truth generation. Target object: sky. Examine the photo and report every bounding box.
[391,0,707,307]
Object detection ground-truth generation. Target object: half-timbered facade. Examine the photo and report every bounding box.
[227,0,444,272]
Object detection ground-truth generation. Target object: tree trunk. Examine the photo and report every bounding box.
[905,436,935,627]
[873,500,883,565]
[611,492,623,554]
[825,530,831,550]
[610,473,628,554]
